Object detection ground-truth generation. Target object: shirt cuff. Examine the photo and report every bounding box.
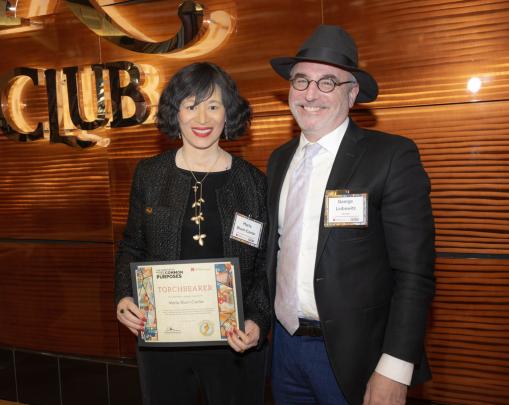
[374,354,414,386]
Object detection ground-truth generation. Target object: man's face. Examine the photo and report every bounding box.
[289,61,359,141]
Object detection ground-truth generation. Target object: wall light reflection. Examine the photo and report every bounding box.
[467,77,482,94]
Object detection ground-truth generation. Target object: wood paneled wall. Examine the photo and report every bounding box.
[1,0,508,403]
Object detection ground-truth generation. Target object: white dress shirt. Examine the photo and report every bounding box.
[277,118,414,385]
[278,119,347,320]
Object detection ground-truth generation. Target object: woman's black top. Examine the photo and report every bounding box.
[179,169,229,260]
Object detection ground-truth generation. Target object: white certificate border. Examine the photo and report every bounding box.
[130,257,244,347]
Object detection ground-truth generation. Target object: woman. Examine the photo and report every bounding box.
[115,62,270,405]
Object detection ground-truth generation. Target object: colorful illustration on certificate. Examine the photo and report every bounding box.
[136,266,159,341]
[215,262,238,338]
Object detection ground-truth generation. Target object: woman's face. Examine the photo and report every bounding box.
[178,85,225,151]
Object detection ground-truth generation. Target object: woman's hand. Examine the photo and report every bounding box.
[116,296,146,336]
[227,320,260,353]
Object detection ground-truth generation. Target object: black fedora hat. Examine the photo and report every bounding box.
[271,25,378,103]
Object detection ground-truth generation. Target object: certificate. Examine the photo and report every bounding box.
[130,258,244,347]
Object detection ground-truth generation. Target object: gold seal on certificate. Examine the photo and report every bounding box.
[130,258,244,347]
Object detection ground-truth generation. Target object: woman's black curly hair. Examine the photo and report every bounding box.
[156,62,251,140]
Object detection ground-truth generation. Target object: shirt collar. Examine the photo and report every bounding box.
[297,117,349,156]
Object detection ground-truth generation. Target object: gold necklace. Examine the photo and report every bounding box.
[181,149,223,246]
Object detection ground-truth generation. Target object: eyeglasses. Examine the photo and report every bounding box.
[290,77,356,93]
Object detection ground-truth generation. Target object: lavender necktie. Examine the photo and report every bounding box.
[275,142,322,334]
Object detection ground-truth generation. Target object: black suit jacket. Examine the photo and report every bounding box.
[266,120,435,405]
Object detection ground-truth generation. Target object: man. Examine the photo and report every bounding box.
[266,25,435,405]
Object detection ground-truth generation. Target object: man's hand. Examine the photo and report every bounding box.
[362,371,407,405]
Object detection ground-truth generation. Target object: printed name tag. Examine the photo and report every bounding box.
[230,212,264,248]
[324,190,368,227]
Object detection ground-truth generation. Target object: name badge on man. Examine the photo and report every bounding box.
[324,190,368,227]
[230,212,264,248]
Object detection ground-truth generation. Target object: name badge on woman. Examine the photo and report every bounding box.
[324,190,368,227]
[230,212,264,248]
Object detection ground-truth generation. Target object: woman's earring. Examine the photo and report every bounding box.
[224,121,229,140]
[178,131,182,140]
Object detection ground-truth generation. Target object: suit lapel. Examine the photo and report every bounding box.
[315,121,367,263]
[156,150,191,260]
[268,138,299,229]
[266,138,299,288]
[158,150,190,211]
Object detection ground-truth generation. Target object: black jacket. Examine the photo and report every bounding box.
[115,149,271,341]
[266,121,435,404]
